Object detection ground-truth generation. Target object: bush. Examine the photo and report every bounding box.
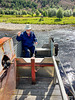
[73,9,75,17]
[22,10,27,15]
[57,9,63,19]
[0,9,5,14]
[64,10,73,17]
[48,8,57,17]
[36,10,39,16]
[42,10,47,17]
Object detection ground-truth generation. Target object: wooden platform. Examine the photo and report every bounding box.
[10,57,62,100]
[11,78,62,100]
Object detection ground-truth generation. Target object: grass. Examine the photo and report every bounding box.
[0,15,75,24]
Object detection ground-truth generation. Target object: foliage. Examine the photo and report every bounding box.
[0,0,74,11]
[0,0,38,10]
[73,9,75,17]
[36,10,40,17]
[42,10,48,17]
[48,8,57,17]
[0,15,75,24]
[64,9,73,17]
[56,9,63,18]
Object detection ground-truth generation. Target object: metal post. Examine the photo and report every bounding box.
[31,58,36,84]
[54,67,57,84]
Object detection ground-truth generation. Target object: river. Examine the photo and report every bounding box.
[35,27,75,98]
[0,26,75,98]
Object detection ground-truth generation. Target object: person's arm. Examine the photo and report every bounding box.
[16,31,23,41]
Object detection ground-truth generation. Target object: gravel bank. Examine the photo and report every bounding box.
[0,23,72,31]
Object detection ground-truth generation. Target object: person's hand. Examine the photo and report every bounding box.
[35,42,38,44]
[17,31,21,36]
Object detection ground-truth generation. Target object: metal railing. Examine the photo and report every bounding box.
[52,56,69,100]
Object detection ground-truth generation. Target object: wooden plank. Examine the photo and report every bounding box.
[11,77,62,100]
[16,58,27,63]
[41,57,53,63]
[17,77,53,84]
[17,84,59,90]
[14,79,61,96]
[17,67,54,77]
[16,78,59,90]
[11,95,62,100]
[12,89,61,96]
[23,58,44,63]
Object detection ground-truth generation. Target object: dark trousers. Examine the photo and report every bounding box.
[24,46,35,57]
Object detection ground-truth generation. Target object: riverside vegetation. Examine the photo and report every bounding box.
[0,0,75,25]
[0,15,75,25]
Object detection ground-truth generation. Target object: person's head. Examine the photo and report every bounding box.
[25,24,31,34]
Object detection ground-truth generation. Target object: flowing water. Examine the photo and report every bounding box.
[35,27,75,98]
[0,26,75,98]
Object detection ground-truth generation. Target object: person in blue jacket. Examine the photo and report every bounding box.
[16,24,37,57]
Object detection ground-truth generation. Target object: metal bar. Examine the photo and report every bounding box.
[31,58,36,84]
[17,63,54,67]
[52,56,68,100]
[53,67,57,84]
[50,39,54,57]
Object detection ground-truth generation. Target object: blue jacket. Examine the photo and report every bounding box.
[16,31,37,47]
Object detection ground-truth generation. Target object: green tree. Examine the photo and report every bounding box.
[42,10,47,17]
[0,9,5,14]
[73,9,75,17]
[32,2,37,9]
[41,0,47,7]
[36,10,39,16]
[4,10,10,15]
[48,8,57,17]
[22,10,27,15]
[10,10,16,15]
[56,9,63,19]
[64,10,73,17]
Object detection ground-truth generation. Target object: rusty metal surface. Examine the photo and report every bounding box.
[0,59,16,100]
[17,63,54,67]
[16,58,54,67]
[16,58,54,82]
[0,37,15,72]
[31,58,36,84]
[0,37,16,100]
[0,37,11,45]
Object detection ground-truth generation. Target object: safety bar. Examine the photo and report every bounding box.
[52,56,68,100]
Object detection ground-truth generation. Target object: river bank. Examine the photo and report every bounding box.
[0,23,73,31]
